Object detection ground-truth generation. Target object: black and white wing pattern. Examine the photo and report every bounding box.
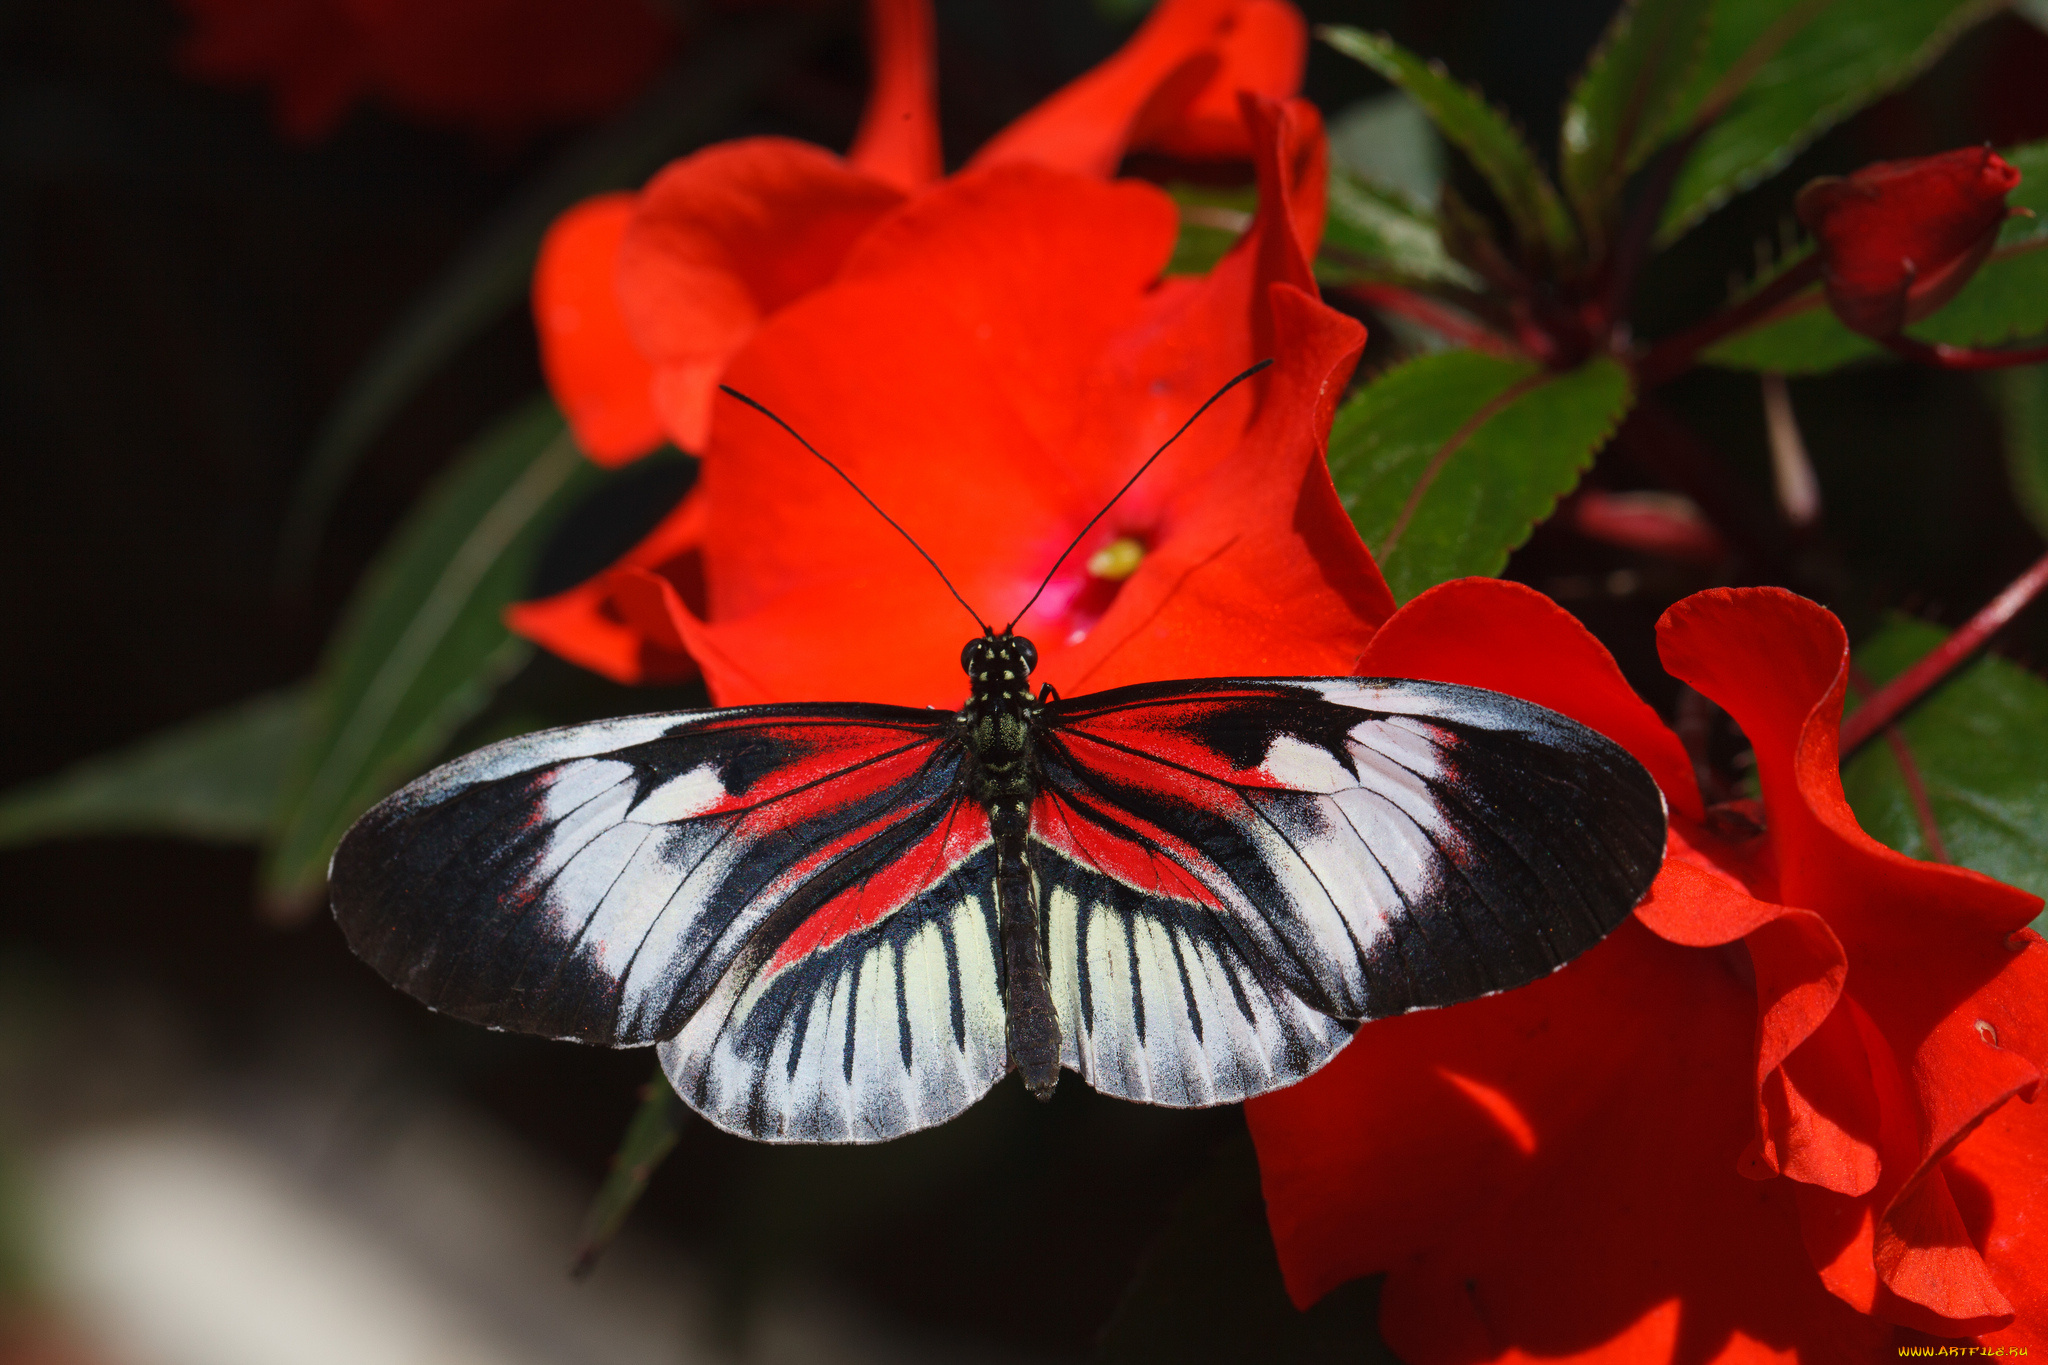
[333,676,1666,1145]
[330,705,1011,1143]
[1029,678,1667,1108]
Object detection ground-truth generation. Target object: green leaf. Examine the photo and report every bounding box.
[1319,169,1479,290]
[275,15,827,581]
[1561,0,1716,245]
[1319,27,1579,266]
[1699,248,2048,373]
[1997,366,2048,542]
[1703,140,2048,372]
[1094,1128,1391,1364]
[1842,617,2048,935]
[1916,246,2048,350]
[1328,351,1635,603]
[1327,91,1445,204]
[1697,268,1881,372]
[1658,0,2005,244]
[1166,184,1255,278]
[572,1070,688,1278]
[0,688,309,848]
[264,398,602,903]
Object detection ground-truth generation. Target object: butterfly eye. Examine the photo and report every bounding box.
[960,639,979,673]
[1015,638,1038,674]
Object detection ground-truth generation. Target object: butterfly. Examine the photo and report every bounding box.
[330,363,1668,1144]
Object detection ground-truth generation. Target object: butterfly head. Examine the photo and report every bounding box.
[961,627,1038,689]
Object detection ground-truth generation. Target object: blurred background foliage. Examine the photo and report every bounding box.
[2,0,2047,1359]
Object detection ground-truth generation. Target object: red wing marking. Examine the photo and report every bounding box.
[682,725,950,823]
[764,798,993,973]
[1031,778,1226,910]
[718,734,950,831]
[1051,696,1301,789]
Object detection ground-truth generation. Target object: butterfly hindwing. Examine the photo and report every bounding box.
[659,791,1010,1142]
[330,703,1010,1141]
[1032,677,1667,1105]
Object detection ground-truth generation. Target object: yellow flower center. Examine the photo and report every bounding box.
[1086,536,1145,581]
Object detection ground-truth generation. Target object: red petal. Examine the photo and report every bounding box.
[1351,576,1700,818]
[176,0,369,142]
[179,0,676,142]
[1660,588,2048,1328]
[1360,580,1885,1202]
[1057,98,1386,688]
[847,0,942,191]
[1070,282,1386,690]
[1248,919,1893,1360]
[1638,838,1777,946]
[343,0,676,138]
[505,488,706,684]
[617,139,903,451]
[1225,95,1325,341]
[1644,832,1880,1196]
[536,96,1385,706]
[1913,1077,2048,1349]
[1145,0,1305,159]
[688,165,1187,705]
[1876,1168,2016,1332]
[1746,910,1879,1195]
[969,0,1304,177]
[533,193,665,466]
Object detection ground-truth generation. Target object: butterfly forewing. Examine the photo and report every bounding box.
[1030,678,1667,1106]
[330,704,1002,1073]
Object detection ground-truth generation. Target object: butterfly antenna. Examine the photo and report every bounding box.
[1005,358,1273,632]
[720,385,990,633]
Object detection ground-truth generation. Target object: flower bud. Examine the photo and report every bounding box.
[1795,146,2020,337]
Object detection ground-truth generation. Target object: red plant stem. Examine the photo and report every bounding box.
[1634,254,1824,388]
[1849,665,1951,862]
[1878,334,2048,370]
[1884,727,1952,862]
[1339,284,1522,357]
[1840,548,2048,755]
[1599,126,1706,328]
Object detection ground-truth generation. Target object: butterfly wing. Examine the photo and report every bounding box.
[1033,678,1667,1107]
[330,704,1011,1143]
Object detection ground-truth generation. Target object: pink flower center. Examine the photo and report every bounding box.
[1028,532,1150,647]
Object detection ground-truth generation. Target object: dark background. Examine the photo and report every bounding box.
[4,0,2046,1357]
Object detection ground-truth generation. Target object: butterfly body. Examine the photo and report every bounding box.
[960,629,1061,1100]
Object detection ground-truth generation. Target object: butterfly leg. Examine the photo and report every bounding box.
[992,801,1061,1100]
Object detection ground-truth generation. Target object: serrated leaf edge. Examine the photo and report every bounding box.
[1657,0,2008,245]
[1319,26,1580,265]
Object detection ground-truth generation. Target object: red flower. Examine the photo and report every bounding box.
[531,0,1309,467]
[514,93,1388,702]
[1796,147,2021,338]
[517,0,1329,692]
[174,0,677,142]
[1246,580,2048,1357]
